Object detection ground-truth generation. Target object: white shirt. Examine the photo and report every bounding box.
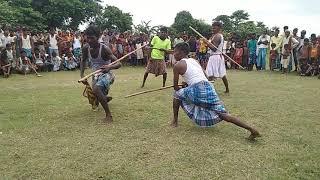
[49,34,58,49]
[21,35,32,49]
[3,36,15,46]
[257,35,270,49]
[0,33,5,48]
[173,38,184,47]
[181,58,208,86]
[73,37,81,49]
[209,33,224,55]
[282,36,299,53]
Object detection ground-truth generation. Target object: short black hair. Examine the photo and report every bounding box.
[283,26,289,29]
[175,42,190,55]
[271,43,276,47]
[304,38,309,42]
[160,27,168,33]
[85,25,101,38]
[212,21,223,28]
[6,43,11,48]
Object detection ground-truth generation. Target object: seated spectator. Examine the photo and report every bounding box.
[64,51,77,70]
[17,50,32,75]
[34,48,45,71]
[51,51,61,72]
[0,45,12,78]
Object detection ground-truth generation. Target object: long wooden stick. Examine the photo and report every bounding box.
[78,44,148,83]
[125,81,215,98]
[189,26,245,69]
[125,85,180,98]
[2,64,11,68]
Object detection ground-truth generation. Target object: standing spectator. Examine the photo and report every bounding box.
[257,30,270,70]
[173,34,184,48]
[270,29,283,70]
[292,28,300,71]
[242,41,249,69]
[298,38,311,76]
[187,36,197,59]
[281,44,291,74]
[282,30,299,72]
[269,43,278,71]
[247,33,257,71]
[233,42,243,69]
[198,38,208,68]
[48,29,60,58]
[135,34,144,65]
[309,34,319,76]
[73,32,82,61]
[20,28,34,59]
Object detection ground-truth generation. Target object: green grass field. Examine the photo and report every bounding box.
[1,67,320,179]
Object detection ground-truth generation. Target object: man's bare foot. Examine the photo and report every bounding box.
[171,120,178,128]
[248,130,261,141]
[224,90,230,94]
[106,96,113,103]
[104,115,113,124]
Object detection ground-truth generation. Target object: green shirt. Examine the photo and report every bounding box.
[151,36,171,60]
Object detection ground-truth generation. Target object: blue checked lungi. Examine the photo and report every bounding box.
[22,48,32,58]
[92,72,115,95]
[174,81,227,127]
[73,48,82,58]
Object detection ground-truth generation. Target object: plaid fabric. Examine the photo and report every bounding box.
[92,72,115,95]
[174,81,227,127]
[146,59,167,76]
[73,48,82,58]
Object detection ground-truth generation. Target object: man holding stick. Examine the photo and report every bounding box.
[171,42,260,140]
[141,27,172,88]
[80,26,121,123]
[203,21,230,93]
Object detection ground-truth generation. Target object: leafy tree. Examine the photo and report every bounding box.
[31,0,102,30]
[214,15,233,32]
[134,20,159,36]
[171,11,194,35]
[0,1,19,26]
[171,11,211,37]
[1,0,45,31]
[230,10,249,27]
[95,5,133,32]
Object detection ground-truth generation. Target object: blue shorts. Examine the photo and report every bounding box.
[22,48,32,58]
[92,72,115,95]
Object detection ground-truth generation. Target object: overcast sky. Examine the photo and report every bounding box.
[101,0,320,36]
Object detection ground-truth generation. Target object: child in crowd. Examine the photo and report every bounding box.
[269,43,278,71]
[309,35,319,76]
[33,48,45,71]
[51,51,61,72]
[281,44,291,74]
[0,45,12,78]
[64,51,77,70]
[17,50,32,75]
[242,41,249,69]
[299,38,311,76]
[233,42,243,69]
[198,38,208,69]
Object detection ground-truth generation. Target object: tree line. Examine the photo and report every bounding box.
[0,0,267,39]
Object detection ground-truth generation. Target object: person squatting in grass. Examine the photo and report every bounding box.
[171,42,260,140]
[80,25,121,123]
